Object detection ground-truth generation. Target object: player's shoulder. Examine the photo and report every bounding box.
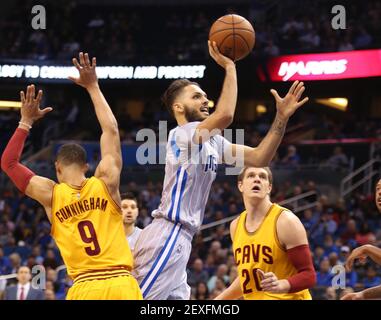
[173,122,200,143]
[277,206,303,229]
[230,211,245,239]
[177,121,200,131]
[81,176,100,187]
[230,216,240,228]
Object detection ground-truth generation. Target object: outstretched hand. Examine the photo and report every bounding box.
[271,81,309,120]
[20,85,52,126]
[68,52,98,89]
[345,246,368,272]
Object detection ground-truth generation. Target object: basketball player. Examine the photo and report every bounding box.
[121,192,142,253]
[215,167,316,300]
[341,179,381,300]
[0,52,142,300]
[132,40,309,300]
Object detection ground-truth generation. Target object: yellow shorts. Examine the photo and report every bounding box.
[66,275,143,300]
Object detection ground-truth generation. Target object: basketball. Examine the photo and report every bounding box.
[209,14,255,62]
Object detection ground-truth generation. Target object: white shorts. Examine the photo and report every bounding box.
[132,218,193,300]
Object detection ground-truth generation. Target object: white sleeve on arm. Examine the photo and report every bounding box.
[214,134,234,165]
[175,122,200,163]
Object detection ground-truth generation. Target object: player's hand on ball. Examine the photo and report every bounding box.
[19,85,52,125]
[270,80,309,121]
[341,292,364,300]
[69,52,98,89]
[208,40,235,69]
[257,269,290,294]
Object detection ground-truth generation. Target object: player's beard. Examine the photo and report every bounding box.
[183,104,206,122]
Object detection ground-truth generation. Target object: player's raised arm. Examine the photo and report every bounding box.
[345,245,381,272]
[69,52,122,199]
[1,85,55,219]
[194,41,237,144]
[223,81,308,167]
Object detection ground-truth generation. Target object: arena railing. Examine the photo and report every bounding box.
[340,158,381,198]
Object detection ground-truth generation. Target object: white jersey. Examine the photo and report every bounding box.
[152,121,231,233]
[127,226,142,252]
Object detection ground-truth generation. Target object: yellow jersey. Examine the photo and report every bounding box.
[233,203,312,300]
[51,176,133,280]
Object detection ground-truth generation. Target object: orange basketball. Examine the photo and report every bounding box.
[209,14,255,62]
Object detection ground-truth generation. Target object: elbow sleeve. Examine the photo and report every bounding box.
[286,244,316,293]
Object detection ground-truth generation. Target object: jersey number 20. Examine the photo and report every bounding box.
[78,220,101,256]
[242,268,262,293]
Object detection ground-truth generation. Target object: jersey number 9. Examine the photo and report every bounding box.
[78,220,101,256]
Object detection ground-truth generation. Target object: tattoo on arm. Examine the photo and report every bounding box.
[271,116,286,136]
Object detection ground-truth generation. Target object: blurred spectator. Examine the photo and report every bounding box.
[214,277,227,292]
[326,147,349,171]
[313,246,326,270]
[280,145,300,168]
[207,264,229,292]
[356,222,376,246]
[31,246,44,265]
[43,249,58,270]
[316,259,333,287]
[187,258,209,288]
[323,211,338,235]
[228,266,238,286]
[193,281,209,300]
[3,266,44,300]
[225,254,236,272]
[341,219,358,245]
[45,289,56,300]
[345,269,359,289]
[324,286,337,300]
[338,246,351,264]
[263,40,280,56]
[204,253,217,277]
[363,266,381,289]
[211,225,230,249]
[338,37,354,52]
[323,235,339,255]
[328,252,339,269]
[301,209,318,233]
[8,253,21,274]
[0,246,11,275]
